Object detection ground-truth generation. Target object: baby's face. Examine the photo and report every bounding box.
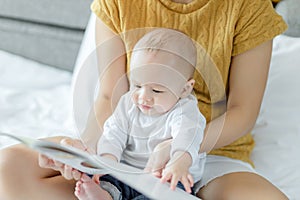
[130,51,188,116]
[130,80,179,116]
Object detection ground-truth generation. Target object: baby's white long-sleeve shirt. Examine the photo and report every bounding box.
[97,92,206,182]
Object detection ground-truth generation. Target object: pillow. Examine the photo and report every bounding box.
[251,35,300,200]
[276,0,300,37]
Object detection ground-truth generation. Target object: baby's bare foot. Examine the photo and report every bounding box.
[75,174,112,200]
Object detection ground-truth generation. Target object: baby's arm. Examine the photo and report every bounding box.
[160,151,194,193]
[161,97,206,192]
[97,94,130,162]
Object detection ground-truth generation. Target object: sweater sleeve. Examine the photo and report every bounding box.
[90,0,121,33]
[233,0,287,56]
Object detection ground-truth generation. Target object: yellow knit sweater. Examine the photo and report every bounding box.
[91,0,287,166]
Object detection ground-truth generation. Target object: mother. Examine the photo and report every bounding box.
[0,0,288,199]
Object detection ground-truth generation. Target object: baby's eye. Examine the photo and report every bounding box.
[134,84,142,88]
[152,89,164,93]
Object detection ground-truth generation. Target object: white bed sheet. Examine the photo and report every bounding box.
[0,50,76,148]
[251,35,300,200]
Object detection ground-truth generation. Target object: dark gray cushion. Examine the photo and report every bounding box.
[0,0,92,29]
[0,17,84,71]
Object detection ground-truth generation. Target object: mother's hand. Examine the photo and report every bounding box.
[38,138,91,180]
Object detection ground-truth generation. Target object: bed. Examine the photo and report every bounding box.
[1,13,300,199]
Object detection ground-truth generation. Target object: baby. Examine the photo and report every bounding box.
[75,28,206,200]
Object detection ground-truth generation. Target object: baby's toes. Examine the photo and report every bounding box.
[74,181,83,197]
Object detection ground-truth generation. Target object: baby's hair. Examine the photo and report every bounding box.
[133,28,197,68]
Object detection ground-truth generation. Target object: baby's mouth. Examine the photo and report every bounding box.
[139,104,152,110]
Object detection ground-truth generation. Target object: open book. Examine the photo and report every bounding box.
[0,132,200,200]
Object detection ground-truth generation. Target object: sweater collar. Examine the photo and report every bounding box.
[158,0,210,13]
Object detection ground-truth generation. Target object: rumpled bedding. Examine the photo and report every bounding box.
[0,50,76,148]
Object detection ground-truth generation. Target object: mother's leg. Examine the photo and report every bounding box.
[0,137,77,200]
[197,172,288,200]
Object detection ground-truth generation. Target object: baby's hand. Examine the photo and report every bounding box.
[160,151,193,193]
[144,139,172,178]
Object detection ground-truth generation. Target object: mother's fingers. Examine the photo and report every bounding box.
[60,138,81,148]
[63,164,74,180]
[60,138,93,153]
[38,154,52,168]
[72,169,83,181]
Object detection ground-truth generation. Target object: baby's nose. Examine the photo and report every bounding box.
[139,88,153,101]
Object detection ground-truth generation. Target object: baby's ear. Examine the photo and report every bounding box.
[180,79,195,98]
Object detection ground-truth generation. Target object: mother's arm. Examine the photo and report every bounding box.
[80,18,128,151]
[39,18,128,179]
[200,40,272,152]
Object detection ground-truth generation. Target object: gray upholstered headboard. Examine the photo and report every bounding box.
[0,0,92,71]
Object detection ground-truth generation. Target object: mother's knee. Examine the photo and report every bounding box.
[0,145,30,198]
[197,172,288,200]
[0,145,28,177]
[0,146,19,171]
